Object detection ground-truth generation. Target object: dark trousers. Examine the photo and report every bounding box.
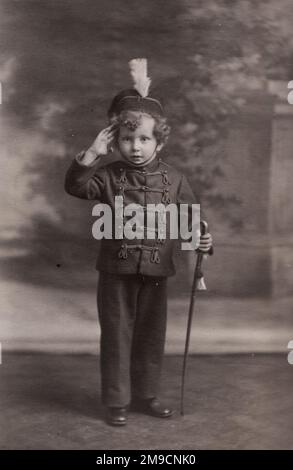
[97,272,167,407]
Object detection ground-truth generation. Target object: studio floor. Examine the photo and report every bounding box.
[1,353,293,450]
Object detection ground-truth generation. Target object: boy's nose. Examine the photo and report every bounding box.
[132,139,140,151]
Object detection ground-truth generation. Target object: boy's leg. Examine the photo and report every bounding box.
[97,272,139,408]
[130,276,168,400]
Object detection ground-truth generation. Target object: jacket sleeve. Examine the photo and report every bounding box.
[64,151,106,201]
[176,173,201,230]
[177,174,213,254]
[176,174,199,206]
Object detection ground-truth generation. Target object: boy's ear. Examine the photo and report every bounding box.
[111,129,119,150]
[111,140,119,153]
[156,143,164,152]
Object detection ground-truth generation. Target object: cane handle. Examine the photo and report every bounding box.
[200,220,208,236]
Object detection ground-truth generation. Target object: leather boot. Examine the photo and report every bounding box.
[106,407,127,426]
[131,397,174,418]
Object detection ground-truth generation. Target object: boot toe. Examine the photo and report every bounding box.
[106,407,127,426]
[148,398,174,418]
[131,398,174,418]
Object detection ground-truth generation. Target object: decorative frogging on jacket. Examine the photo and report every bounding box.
[116,159,171,263]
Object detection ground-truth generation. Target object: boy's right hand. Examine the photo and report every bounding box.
[90,124,116,156]
[81,124,116,165]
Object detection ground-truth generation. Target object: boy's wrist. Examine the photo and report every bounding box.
[80,147,100,165]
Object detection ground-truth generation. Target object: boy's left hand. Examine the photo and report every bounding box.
[197,232,213,253]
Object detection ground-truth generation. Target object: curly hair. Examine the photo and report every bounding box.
[109,110,170,145]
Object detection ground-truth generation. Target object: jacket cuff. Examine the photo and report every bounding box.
[67,151,102,185]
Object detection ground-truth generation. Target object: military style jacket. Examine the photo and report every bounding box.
[65,152,199,277]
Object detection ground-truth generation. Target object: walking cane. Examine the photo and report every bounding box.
[180,220,210,416]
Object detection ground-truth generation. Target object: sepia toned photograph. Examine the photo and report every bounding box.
[0,0,293,456]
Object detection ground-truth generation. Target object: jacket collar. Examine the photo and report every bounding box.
[119,157,162,173]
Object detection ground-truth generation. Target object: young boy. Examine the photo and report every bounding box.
[65,59,212,426]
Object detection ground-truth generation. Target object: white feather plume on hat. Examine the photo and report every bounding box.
[129,58,151,98]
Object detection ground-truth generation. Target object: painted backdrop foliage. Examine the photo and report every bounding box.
[0,0,291,286]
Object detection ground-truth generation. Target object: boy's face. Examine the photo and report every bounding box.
[117,113,163,166]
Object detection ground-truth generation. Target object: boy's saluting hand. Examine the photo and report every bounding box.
[91,124,116,156]
[81,125,116,165]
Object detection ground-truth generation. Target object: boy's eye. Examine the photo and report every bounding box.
[140,136,149,142]
[122,137,131,141]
